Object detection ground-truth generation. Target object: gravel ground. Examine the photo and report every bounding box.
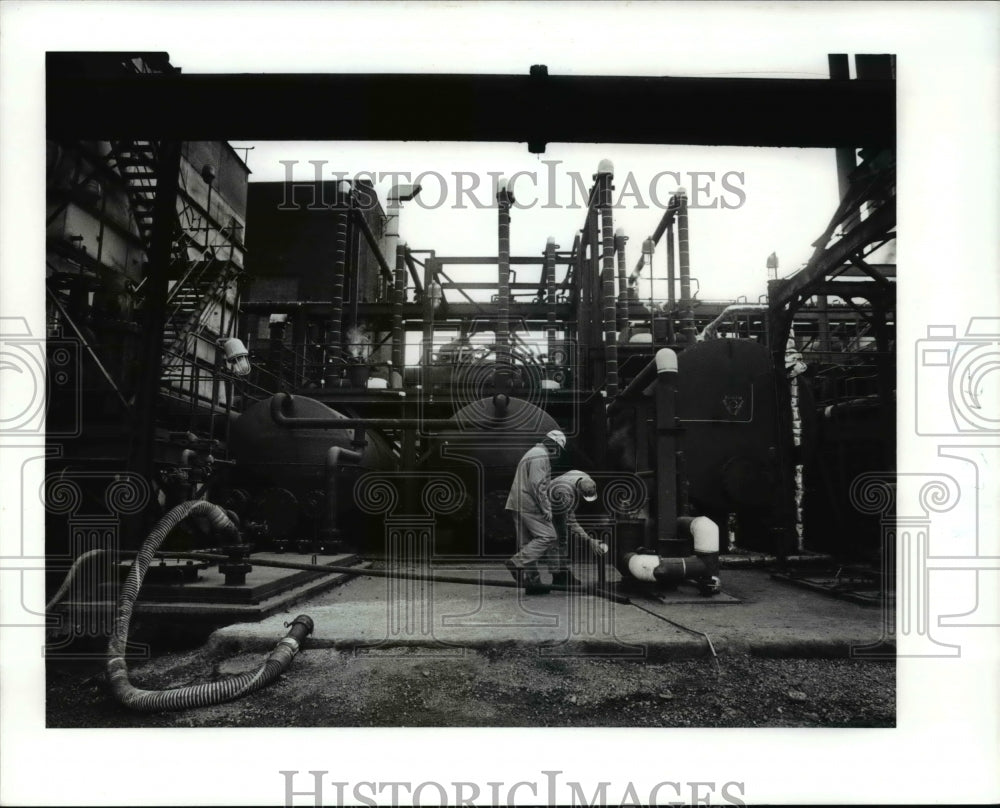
[47,643,894,728]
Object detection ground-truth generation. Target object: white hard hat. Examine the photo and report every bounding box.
[544,429,567,449]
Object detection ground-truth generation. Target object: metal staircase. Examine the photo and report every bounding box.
[108,139,243,421]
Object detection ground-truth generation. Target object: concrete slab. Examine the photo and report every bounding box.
[206,566,893,659]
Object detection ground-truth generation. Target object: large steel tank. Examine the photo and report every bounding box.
[227,395,397,545]
[422,396,563,556]
[675,338,782,550]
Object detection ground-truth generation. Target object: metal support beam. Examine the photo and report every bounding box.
[129,138,181,483]
[49,68,895,149]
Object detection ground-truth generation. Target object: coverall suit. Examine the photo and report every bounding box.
[505,442,559,574]
[548,470,607,570]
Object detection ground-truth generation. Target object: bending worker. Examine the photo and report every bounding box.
[504,429,566,592]
[548,470,608,587]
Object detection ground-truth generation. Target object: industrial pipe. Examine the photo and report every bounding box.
[654,348,681,554]
[614,227,630,340]
[350,206,392,280]
[495,178,513,401]
[640,237,655,315]
[106,500,315,711]
[322,446,363,545]
[128,549,631,602]
[597,160,619,397]
[676,188,696,344]
[698,303,768,341]
[622,515,721,595]
[269,391,457,430]
[390,241,407,387]
[629,198,678,282]
[545,236,557,359]
[327,180,353,361]
[605,351,661,415]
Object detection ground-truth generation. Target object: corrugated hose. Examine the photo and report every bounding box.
[94,499,315,712]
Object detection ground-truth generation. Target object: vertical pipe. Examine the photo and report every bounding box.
[676,189,696,344]
[421,257,435,392]
[391,242,407,388]
[587,207,601,390]
[597,160,619,397]
[614,228,629,341]
[495,178,513,397]
[328,180,352,363]
[665,221,676,343]
[545,236,557,360]
[321,446,362,550]
[642,238,655,333]
[666,221,676,310]
[268,317,287,387]
[654,349,680,554]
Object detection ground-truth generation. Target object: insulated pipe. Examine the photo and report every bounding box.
[390,242,407,387]
[605,351,660,416]
[666,221,676,308]
[106,500,316,712]
[597,160,619,397]
[327,180,353,360]
[628,202,677,282]
[655,348,680,553]
[270,392,456,430]
[322,446,363,544]
[420,257,436,391]
[641,237,655,316]
[679,515,720,579]
[495,178,513,398]
[545,236,557,359]
[676,188,696,344]
[698,303,768,341]
[614,227,630,339]
[625,553,711,583]
[350,206,392,279]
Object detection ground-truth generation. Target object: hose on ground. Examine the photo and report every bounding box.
[106,499,315,712]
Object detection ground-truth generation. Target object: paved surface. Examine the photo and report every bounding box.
[208,566,892,660]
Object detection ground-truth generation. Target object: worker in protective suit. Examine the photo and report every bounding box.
[547,470,609,587]
[504,429,566,594]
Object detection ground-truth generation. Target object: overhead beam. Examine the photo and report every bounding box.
[48,61,895,148]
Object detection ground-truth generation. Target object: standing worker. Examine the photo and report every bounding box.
[504,429,567,593]
[547,470,608,587]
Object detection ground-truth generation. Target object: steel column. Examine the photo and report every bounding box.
[129,139,181,486]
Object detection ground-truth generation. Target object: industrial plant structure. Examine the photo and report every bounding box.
[41,52,896,709]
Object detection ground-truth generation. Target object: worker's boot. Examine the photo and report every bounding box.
[551,569,584,588]
[523,567,550,595]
